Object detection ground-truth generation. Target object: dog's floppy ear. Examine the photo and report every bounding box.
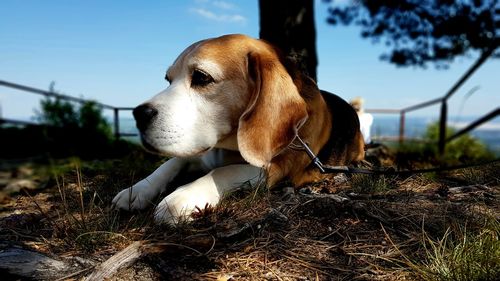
[237,51,308,167]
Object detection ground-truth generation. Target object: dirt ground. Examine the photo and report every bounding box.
[0,148,499,280]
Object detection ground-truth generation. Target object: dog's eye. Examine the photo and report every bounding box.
[191,69,214,87]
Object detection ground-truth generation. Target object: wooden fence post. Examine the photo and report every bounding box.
[399,111,405,145]
[438,101,447,155]
[113,108,119,139]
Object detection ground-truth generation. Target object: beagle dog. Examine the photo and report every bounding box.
[113,34,364,224]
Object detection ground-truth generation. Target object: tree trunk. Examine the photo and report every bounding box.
[259,0,318,82]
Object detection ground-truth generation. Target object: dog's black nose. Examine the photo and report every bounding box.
[133,104,158,132]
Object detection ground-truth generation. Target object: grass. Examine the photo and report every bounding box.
[28,154,163,254]
[1,147,499,280]
[418,220,500,281]
[350,174,397,193]
[381,218,500,281]
[52,167,133,252]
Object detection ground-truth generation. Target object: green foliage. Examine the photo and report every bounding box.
[37,97,79,128]
[36,83,112,140]
[1,82,137,158]
[395,121,494,166]
[19,83,134,159]
[79,101,113,139]
[424,122,494,163]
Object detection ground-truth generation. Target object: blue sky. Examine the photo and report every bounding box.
[1,0,499,121]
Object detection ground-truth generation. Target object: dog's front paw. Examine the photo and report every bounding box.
[153,195,190,225]
[112,180,159,211]
[153,184,220,225]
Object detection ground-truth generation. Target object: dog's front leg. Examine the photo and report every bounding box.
[154,164,263,224]
[113,157,188,210]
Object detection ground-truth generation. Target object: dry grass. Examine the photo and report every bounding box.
[418,219,500,281]
[0,152,499,280]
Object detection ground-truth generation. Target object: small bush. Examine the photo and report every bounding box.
[0,83,136,159]
[79,101,113,140]
[35,83,113,143]
[36,83,79,128]
[424,122,494,163]
[395,122,495,166]
[35,95,117,158]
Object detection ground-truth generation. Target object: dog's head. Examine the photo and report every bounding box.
[135,34,308,167]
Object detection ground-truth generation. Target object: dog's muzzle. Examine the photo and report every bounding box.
[133,104,158,132]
